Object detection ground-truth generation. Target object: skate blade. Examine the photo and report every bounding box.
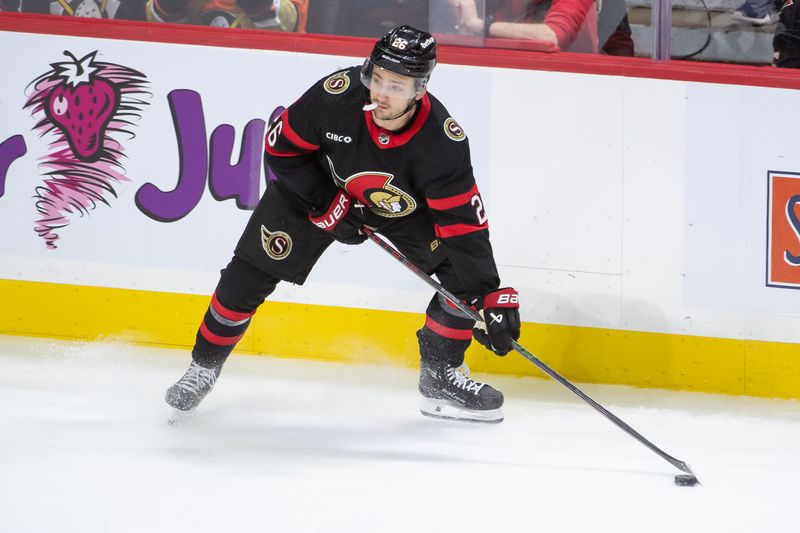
[419,397,504,424]
[167,408,195,426]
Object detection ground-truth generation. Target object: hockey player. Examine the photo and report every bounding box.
[165,25,521,423]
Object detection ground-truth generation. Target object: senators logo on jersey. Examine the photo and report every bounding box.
[327,156,416,218]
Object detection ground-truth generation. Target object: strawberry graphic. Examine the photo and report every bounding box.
[24,50,150,249]
[44,51,120,163]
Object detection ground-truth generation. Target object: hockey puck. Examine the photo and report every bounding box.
[674,474,699,487]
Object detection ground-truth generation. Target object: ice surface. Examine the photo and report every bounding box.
[0,334,797,532]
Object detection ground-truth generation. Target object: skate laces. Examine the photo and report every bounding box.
[175,362,218,393]
[445,364,486,395]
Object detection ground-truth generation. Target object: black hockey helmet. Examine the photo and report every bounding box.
[361,25,437,95]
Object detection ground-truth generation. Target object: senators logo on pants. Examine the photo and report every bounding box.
[261,225,292,260]
[326,156,416,218]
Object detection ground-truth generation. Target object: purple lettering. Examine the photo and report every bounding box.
[135,90,208,222]
[0,135,27,198]
[208,119,266,209]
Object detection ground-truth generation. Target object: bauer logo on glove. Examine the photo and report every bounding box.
[471,287,521,356]
[308,190,367,245]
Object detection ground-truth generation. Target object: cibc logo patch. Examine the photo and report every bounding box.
[767,171,800,289]
[261,225,292,260]
[323,71,350,95]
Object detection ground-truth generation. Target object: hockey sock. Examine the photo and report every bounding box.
[192,291,255,368]
[417,293,474,367]
[192,257,279,367]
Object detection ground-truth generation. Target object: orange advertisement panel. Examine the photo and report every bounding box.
[768,171,800,289]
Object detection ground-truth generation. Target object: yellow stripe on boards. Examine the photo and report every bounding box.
[1,279,798,399]
[0,278,208,347]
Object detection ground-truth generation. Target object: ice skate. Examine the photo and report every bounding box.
[418,360,504,423]
[165,360,221,423]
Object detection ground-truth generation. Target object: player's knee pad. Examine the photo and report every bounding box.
[216,256,279,309]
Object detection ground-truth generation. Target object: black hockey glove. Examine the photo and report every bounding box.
[308,190,367,245]
[471,287,521,356]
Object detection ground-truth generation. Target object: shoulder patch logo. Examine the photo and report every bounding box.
[261,225,292,260]
[443,118,466,142]
[323,71,350,95]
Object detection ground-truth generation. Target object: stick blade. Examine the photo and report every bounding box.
[674,474,700,487]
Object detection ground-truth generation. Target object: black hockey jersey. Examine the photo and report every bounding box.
[264,66,500,299]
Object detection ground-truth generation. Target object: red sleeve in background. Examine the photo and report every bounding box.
[543,0,598,53]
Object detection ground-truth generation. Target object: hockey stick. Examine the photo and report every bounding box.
[363,227,699,485]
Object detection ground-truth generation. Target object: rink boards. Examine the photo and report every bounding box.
[1,15,800,398]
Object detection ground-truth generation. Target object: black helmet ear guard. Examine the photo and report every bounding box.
[361,25,437,94]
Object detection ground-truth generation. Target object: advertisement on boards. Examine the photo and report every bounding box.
[683,83,800,333]
[767,171,800,289]
[0,30,491,310]
[0,45,266,251]
[0,33,362,299]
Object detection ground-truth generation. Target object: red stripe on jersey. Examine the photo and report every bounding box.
[434,222,489,239]
[424,316,473,340]
[199,322,244,346]
[211,292,255,322]
[364,94,431,149]
[264,144,306,157]
[426,184,479,211]
[281,109,320,152]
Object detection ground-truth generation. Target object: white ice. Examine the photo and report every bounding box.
[0,334,797,533]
